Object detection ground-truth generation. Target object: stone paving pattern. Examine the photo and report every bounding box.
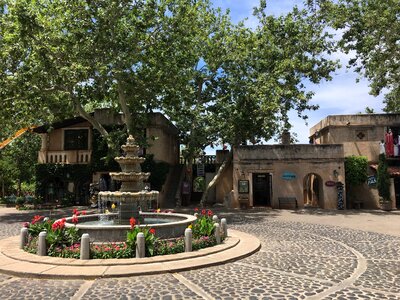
[0,207,399,299]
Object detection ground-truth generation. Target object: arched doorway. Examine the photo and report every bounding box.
[303,173,323,208]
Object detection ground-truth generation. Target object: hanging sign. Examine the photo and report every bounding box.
[367,175,377,186]
[282,171,296,180]
[197,163,205,177]
[325,181,336,187]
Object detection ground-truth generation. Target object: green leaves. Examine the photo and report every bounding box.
[377,154,391,202]
[310,0,400,111]
[345,155,368,187]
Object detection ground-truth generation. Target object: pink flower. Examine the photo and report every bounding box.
[207,210,213,217]
[201,209,206,215]
[23,222,30,228]
[194,207,199,212]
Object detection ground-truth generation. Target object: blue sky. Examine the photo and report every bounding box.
[210,0,385,144]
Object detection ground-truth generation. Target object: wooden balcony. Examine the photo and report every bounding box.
[38,150,92,164]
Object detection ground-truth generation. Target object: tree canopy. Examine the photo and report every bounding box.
[309,0,400,112]
[0,0,218,145]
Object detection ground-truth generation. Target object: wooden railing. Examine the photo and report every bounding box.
[179,155,216,165]
[38,150,92,164]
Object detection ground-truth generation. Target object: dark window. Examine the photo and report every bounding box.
[64,129,88,150]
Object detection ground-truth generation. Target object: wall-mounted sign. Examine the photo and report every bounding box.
[367,175,377,186]
[238,180,249,194]
[282,172,296,180]
[197,163,205,176]
[325,181,336,187]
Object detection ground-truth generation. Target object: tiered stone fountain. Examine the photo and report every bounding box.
[98,135,159,223]
[64,135,196,242]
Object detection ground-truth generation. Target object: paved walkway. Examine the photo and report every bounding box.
[0,207,399,299]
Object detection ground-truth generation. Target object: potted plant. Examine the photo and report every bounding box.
[376,154,392,211]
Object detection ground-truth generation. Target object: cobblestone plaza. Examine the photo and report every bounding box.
[0,207,399,299]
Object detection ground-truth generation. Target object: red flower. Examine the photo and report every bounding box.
[129,217,136,229]
[149,228,156,235]
[31,215,44,225]
[72,215,79,224]
[194,207,199,212]
[207,210,213,217]
[23,222,30,228]
[73,208,78,215]
[201,209,206,215]
[52,219,65,231]
[81,211,86,216]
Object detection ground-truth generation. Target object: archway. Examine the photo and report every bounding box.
[303,173,323,208]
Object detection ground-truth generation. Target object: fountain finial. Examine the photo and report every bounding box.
[127,135,136,145]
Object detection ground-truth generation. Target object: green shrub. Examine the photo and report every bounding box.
[377,154,391,202]
[192,209,215,238]
[126,217,157,257]
[16,196,25,206]
[345,156,368,187]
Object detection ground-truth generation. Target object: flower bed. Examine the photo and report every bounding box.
[23,208,222,259]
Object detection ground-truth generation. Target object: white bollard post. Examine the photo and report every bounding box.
[194,212,199,219]
[37,231,47,256]
[20,227,29,249]
[136,232,145,258]
[212,215,219,223]
[80,233,90,260]
[214,223,221,244]
[185,228,192,252]
[221,218,228,238]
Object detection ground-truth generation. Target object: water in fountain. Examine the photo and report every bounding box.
[98,135,159,224]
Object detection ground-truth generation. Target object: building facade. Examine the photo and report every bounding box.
[214,145,345,210]
[33,110,180,206]
[310,114,400,210]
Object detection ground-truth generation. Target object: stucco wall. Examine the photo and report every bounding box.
[233,145,345,209]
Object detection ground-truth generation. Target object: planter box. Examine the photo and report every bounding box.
[380,202,392,211]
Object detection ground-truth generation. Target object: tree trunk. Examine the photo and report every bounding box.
[74,99,112,147]
[200,150,233,207]
[1,178,4,198]
[118,82,133,135]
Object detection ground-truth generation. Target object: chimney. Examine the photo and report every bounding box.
[281,131,290,145]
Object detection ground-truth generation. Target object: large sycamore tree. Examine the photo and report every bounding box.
[309,0,400,112]
[0,0,218,148]
[162,0,339,206]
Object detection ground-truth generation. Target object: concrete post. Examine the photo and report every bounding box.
[185,228,192,252]
[212,215,219,223]
[37,231,47,256]
[214,223,221,244]
[136,232,145,258]
[194,213,199,219]
[221,218,228,238]
[20,227,28,249]
[80,233,90,260]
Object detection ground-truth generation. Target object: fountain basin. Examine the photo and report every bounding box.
[63,212,197,242]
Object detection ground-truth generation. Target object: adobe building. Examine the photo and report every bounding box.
[33,110,180,206]
[215,144,345,210]
[309,113,400,210]
[215,114,400,210]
